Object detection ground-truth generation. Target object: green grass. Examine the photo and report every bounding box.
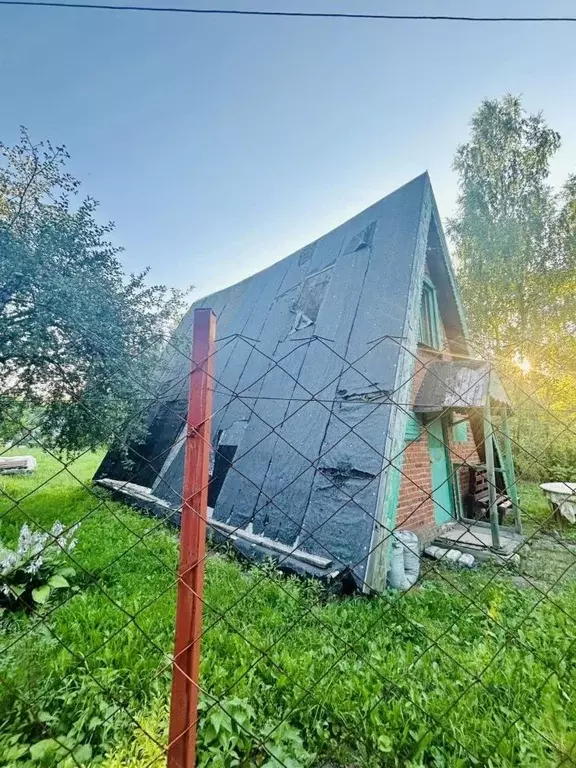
[2,451,576,766]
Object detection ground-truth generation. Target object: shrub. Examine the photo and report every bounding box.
[506,405,576,484]
[512,429,576,484]
[101,696,315,768]
[197,697,315,768]
[0,522,78,612]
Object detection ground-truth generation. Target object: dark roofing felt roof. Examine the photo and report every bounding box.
[98,173,465,588]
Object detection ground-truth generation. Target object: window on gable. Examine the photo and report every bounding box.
[452,419,468,443]
[418,279,442,349]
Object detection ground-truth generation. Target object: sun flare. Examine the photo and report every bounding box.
[516,357,532,374]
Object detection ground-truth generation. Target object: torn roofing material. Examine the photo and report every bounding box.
[96,172,464,591]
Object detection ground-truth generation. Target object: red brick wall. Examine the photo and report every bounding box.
[396,411,481,534]
[395,303,481,537]
[450,422,481,499]
[396,430,435,531]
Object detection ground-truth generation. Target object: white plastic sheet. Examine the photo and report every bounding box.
[540,483,576,524]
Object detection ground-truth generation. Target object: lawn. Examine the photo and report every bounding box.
[2,449,576,767]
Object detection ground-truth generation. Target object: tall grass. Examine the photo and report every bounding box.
[1,449,576,766]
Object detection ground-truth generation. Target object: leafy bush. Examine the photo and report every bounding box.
[515,446,576,484]
[506,404,573,483]
[197,697,314,768]
[512,422,576,484]
[0,522,78,612]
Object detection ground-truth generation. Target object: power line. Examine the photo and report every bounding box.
[1,0,576,22]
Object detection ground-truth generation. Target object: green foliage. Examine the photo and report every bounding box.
[514,433,576,484]
[0,449,178,766]
[0,521,78,613]
[0,402,39,446]
[0,128,189,454]
[507,402,576,485]
[99,696,315,768]
[2,451,576,766]
[449,94,568,353]
[196,697,314,767]
[449,94,576,482]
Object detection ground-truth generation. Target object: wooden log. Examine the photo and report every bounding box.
[0,455,37,474]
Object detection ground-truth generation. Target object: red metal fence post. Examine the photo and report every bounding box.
[168,308,216,768]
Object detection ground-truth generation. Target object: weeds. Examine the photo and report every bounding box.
[1,449,576,766]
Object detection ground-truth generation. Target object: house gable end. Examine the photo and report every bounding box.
[423,201,469,356]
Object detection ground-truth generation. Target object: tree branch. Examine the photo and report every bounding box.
[8,149,40,229]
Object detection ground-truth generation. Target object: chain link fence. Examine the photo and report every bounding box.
[1,306,576,768]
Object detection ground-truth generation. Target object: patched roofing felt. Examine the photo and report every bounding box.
[96,172,465,589]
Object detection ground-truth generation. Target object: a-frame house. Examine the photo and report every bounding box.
[97,173,520,591]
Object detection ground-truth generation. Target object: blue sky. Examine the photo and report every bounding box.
[1,0,576,300]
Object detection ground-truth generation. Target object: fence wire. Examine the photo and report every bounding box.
[1,309,576,768]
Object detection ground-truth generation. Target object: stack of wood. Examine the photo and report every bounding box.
[465,465,511,524]
[0,455,37,475]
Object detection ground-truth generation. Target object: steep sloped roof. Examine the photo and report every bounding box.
[97,173,466,590]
